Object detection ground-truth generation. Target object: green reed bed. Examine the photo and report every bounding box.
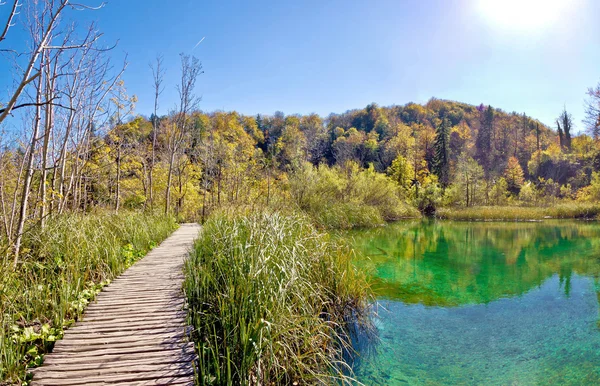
[0,211,177,384]
[289,162,420,230]
[436,203,600,221]
[184,210,373,385]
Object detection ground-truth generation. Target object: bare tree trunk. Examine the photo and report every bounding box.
[0,184,9,240]
[115,145,121,213]
[267,167,271,206]
[8,147,27,240]
[149,55,164,210]
[201,186,207,223]
[165,150,175,215]
[217,164,222,205]
[14,74,43,267]
[141,160,148,209]
[177,167,183,216]
[40,51,56,229]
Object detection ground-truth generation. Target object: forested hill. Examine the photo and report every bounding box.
[96,96,596,218]
[318,98,557,176]
[251,97,579,185]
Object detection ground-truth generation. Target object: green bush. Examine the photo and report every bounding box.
[289,162,420,229]
[0,211,178,383]
[184,210,373,385]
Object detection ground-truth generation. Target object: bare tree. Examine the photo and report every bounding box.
[109,79,136,214]
[10,0,110,266]
[0,0,20,44]
[164,54,202,215]
[13,60,44,267]
[0,1,104,125]
[149,54,164,209]
[584,83,600,139]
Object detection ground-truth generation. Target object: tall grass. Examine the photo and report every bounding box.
[437,203,600,221]
[184,209,373,385]
[289,162,420,229]
[0,211,177,384]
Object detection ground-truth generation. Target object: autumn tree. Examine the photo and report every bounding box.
[387,154,412,191]
[108,80,137,213]
[455,153,484,207]
[503,156,525,195]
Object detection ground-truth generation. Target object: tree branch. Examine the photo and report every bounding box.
[0,100,75,115]
[0,0,19,43]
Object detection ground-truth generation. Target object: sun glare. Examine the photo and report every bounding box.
[477,0,572,32]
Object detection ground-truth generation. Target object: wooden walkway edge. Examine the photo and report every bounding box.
[30,223,201,386]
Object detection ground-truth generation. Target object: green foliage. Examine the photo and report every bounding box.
[387,155,413,190]
[519,182,538,204]
[0,211,177,383]
[410,173,442,215]
[577,171,600,201]
[289,162,420,229]
[184,210,373,385]
[453,153,485,207]
[489,178,509,206]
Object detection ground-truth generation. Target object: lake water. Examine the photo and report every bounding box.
[344,220,600,385]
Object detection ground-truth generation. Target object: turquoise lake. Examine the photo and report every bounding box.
[345,220,600,385]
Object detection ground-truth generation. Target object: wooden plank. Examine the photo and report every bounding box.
[31,362,193,379]
[30,369,195,386]
[81,310,187,323]
[53,332,187,347]
[42,344,195,364]
[83,303,185,315]
[65,323,188,335]
[34,354,196,372]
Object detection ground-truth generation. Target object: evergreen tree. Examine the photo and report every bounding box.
[557,120,564,149]
[256,114,268,153]
[532,121,541,152]
[475,105,494,177]
[432,118,450,188]
[559,107,572,151]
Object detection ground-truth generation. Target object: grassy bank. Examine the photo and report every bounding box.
[437,203,600,221]
[0,211,177,384]
[184,210,373,385]
[289,162,420,229]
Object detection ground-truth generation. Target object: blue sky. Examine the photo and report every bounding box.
[2,0,600,130]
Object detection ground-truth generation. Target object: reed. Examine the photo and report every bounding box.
[436,203,600,221]
[289,162,420,229]
[184,209,373,385]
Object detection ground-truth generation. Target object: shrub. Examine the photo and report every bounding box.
[289,162,419,229]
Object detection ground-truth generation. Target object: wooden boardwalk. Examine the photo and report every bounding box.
[30,223,201,386]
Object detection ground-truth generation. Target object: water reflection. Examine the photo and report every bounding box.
[346,220,600,306]
[343,220,600,385]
